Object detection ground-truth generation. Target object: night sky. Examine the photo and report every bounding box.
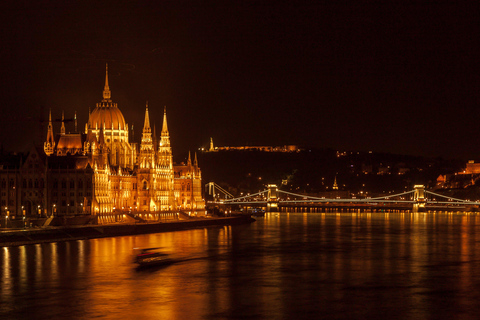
[0,1,479,159]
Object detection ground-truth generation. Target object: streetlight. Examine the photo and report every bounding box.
[52,204,56,217]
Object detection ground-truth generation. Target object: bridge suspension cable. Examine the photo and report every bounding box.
[425,190,476,203]
[206,182,234,199]
[365,190,415,201]
[277,189,331,201]
[223,190,269,203]
[277,189,415,202]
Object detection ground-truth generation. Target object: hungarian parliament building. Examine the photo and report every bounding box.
[0,66,205,224]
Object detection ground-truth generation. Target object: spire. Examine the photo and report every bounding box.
[161,106,169,135]
[158,107,172,154]
[44,109,55,156]
[194,152,198,167]
[187,151,192,166]
[143,101,151,133]
[102,63,111,101]
[139,103,154,168]
[333,176,338,190]
[74,111,77,132]
[60,111,65,135]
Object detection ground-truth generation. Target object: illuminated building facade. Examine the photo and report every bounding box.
[174,152,204,211]
[1,66,204,224]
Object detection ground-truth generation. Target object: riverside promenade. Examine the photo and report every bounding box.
[0,215,255,247]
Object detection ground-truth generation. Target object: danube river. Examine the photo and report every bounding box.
[2,211,480,319]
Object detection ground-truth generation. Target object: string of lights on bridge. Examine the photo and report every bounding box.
[207,183,480,206]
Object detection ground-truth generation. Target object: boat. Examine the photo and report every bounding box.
[135,247,174,268]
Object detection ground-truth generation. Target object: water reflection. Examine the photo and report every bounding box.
[2,212,480,319]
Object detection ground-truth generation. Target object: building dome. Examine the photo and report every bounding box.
[88,64,127,132]
[88,103,127,131]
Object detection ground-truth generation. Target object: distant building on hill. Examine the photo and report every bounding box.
[202,138,300,153]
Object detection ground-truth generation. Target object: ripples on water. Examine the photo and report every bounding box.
[2,212,480,319]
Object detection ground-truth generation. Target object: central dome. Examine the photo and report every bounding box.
[88,103,127,131]
[87,64,127,131]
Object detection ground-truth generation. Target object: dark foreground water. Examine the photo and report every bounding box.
[2,212,480,319]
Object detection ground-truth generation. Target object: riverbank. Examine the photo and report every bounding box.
[0,215,256,247]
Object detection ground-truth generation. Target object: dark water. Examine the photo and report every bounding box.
[2,212,480,319]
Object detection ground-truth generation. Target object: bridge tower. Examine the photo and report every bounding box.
[413,185,426,212]
[267,184,278,212]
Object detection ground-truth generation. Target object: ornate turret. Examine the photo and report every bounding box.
[139,102,154,168]
[333,176,338,190]
[187,151,192,166]
[159,106,171,150]
[156,106,175,210]
[44,109,55,156]
[60,111,65,135]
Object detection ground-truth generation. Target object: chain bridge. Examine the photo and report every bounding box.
[206,183,480,213]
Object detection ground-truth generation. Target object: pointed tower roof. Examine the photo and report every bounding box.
[103,63,111,101]
[187,151,192,166]
[44,108,55,156]
[143,101,151,133]
[161,106,169,135]
[60,111,65,135]
[194,152,198,167]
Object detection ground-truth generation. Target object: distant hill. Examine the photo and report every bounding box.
[197,149,463,196]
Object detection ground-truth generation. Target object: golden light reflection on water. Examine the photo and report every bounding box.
[3,212,480,319]
[2,247,11,298]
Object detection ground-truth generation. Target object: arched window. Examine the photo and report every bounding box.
[143,181,148,190]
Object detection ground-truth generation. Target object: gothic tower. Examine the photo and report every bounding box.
[139,102,155,169]
[156,107,175,210]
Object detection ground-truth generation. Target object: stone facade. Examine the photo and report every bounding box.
[1,65,204,224]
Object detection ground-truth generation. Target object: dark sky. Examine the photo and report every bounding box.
[0,1,479,159]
